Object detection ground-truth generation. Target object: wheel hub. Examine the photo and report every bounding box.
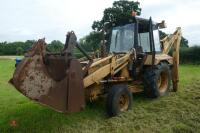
[157,71,168,93]
[118,94,129,112]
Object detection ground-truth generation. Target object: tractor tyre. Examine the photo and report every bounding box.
[106,84,133,117]
[143,62,171,98]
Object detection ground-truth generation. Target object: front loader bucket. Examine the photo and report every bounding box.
[10,38,85,113]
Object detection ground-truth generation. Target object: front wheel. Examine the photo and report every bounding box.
[106,84,133,117]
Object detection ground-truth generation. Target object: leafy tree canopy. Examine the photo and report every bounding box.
[79,31,102,52]
[0,40,65,55]
[47,40,64,52]
[92,0,141,31]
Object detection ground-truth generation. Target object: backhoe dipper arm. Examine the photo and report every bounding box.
[161,27,182,55]
[161,27,182,91]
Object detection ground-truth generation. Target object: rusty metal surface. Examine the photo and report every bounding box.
[67,59,85,112]
[10,32,85,113]
[45,55,68,81]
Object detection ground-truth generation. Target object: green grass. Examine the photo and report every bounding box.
[0,60,199,133]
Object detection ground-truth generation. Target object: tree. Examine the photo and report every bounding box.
[92,0,141,31]
[79,31,102,52]
[47,40,64,52]
[180,37,189,48]
[25,40,35,45]
[159,30,168,40]
[16,47,23,55]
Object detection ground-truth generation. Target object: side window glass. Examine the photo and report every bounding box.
[122,29,134,51]
[139,32,151,52]
[153,30,161,52]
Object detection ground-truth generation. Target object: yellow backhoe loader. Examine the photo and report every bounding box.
[10,16,182,117]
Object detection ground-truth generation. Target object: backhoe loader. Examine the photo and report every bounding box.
[10,16,182,117]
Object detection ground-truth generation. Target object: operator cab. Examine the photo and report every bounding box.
[109,17,166,79]
[109,17,162,54]
[110,24,135,53]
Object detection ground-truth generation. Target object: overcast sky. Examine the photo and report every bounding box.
[0,0,200,46]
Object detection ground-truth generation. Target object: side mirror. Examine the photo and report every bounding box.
[157,20,167,29]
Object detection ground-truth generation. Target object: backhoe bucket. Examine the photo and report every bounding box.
[10,37,85,113]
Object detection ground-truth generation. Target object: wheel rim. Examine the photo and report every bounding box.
[118,94,129,112]
[157,71,168,93]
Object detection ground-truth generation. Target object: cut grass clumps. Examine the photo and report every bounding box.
[0,60,199,133]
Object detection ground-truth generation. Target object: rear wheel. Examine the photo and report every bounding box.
[143,62,171,98]
[106,84,133,117]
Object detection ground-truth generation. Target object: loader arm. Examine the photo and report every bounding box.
[160,27,182,91]
[83,52,132,88]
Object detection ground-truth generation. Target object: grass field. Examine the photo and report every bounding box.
[0,59,199,133]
